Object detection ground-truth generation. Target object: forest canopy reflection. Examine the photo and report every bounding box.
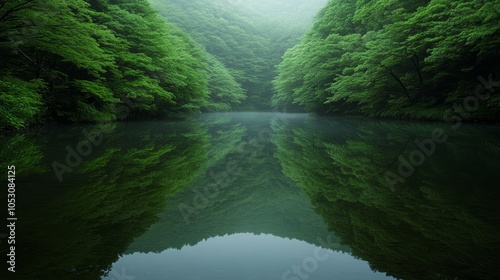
[3,113,499,279]
[5,120,210,279]
[272,115,500,280]
[1,0,499,279]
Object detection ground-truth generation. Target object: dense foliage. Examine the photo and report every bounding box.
[149,0,327,110]
[1,120,209,279]
[273,0,500,121]
[2,0,498,131]
[272,116,500,279]
[0,0,247,131]
[2,112,499,278]
[128,113,342,253]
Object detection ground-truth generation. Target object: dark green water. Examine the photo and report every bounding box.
[1,112,499,280]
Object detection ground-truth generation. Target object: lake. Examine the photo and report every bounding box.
[1,112,499,280]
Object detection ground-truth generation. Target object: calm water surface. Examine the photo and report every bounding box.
[1,112,499,280]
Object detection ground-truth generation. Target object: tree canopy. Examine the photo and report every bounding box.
[0,0,249,131]
[2,0,497,130]
[149,0,327,111]
[271,115,500,280]
[273,0,500,121]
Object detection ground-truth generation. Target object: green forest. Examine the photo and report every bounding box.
[2,1,499,278]
[2,120,209,278]
[148,0,326,110]
[273,0,500,119]
[271,116,500,280]
[1,0,499,132]
[0,0,323,131]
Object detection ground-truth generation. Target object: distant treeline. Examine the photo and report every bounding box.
[273,0,500,121]
[149,0,327,111]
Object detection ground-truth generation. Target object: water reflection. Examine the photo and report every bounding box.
[107,233,392,280]
[272,115,500,280]
[1,120,210,279]
[126,113,342,255]
[0,113,498,280]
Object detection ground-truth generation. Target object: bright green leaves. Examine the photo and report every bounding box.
[407,0,500,68]
[98,3,211,115]
[149,0,327,111]
[0,0,227,130]
[15,0,113,75]
[150,0,267,109]
[204,54,246,112]
[74,80,117,103]
[273,0,500,121]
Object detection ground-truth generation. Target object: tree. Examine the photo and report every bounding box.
[0,0,235,130]
[273,0,500,121]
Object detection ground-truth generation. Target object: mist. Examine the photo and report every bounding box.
[1,1,498,279]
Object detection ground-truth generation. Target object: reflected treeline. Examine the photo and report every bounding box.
[271,116,500,280]
[0,133,46,174]
[128,113,342,254]
[2,114,499,280]
[1,120,211,279]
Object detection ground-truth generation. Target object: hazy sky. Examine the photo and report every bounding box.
[228,0,329,24]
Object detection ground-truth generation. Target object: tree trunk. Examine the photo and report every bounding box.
[381,64,414,104]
